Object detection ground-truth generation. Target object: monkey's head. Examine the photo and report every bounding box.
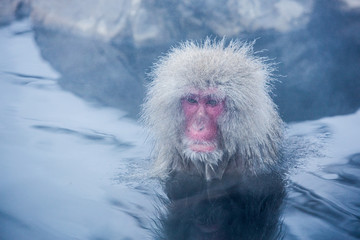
[142,39,283,180]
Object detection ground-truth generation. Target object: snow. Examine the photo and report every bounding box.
[342,0,360,9]
[234,0,313,32]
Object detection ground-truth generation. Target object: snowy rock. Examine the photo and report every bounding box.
[30,0,177,48]
[29,0,313,46]
[0,0,30,26]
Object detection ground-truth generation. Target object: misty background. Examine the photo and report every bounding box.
[1,0,360,239]
[1,0,359,122]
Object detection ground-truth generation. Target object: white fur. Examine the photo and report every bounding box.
[142,38,283,179]
[182,138,223,165]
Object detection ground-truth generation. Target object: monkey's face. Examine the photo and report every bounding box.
[181,89,225,164]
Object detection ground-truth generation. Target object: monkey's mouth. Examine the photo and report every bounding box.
[182,138,223,165]
[190,143,216,152]
[183,138,217,153]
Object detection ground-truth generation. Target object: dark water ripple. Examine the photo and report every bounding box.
[349,153,360,166]
[108,198,150,231]
[32,125,133,149]
[287,158,360,239]
[2,71,57,80]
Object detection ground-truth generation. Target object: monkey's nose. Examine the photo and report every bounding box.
[192,124,205,133]
[192,117,207,131]
[187,116,216,141]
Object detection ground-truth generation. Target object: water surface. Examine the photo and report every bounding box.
[0,20,359,239]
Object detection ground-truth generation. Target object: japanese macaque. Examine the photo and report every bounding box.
[142,39,283,180]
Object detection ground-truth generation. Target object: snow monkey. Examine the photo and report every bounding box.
[142,39,283,181]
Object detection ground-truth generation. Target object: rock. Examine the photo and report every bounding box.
[30,0,178,48]
[0,0,30,26]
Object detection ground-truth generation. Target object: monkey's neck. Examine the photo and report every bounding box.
[183,154,231,181]
[204,159,230,181]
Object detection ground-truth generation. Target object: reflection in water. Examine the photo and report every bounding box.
[155,173,285,240]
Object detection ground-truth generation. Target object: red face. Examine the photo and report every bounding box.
[182,89,224,153]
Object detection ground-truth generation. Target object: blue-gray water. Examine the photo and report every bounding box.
[0,20,359,240]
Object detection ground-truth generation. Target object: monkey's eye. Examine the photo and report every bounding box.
[206,99,218,106]
[187,97,198,104]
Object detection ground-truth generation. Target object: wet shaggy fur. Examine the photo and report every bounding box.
[142,39,283,179]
